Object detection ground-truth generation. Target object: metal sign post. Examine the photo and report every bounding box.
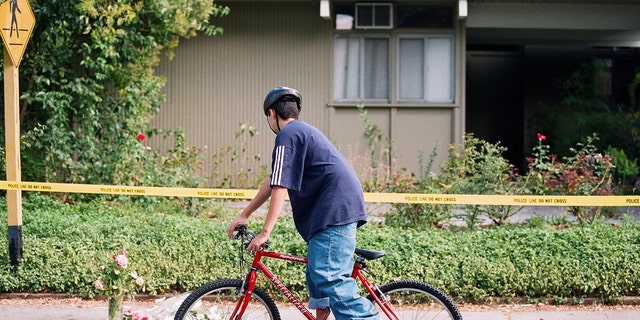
[0,0,35,269]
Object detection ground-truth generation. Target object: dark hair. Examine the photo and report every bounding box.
[273,100,299,119]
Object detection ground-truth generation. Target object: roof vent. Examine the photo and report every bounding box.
[355,3,393,29]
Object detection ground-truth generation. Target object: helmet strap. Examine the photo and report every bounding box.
[267,109,279,134]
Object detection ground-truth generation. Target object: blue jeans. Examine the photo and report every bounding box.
[306,223,379,320]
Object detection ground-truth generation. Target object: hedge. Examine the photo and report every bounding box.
[0,195,638,304]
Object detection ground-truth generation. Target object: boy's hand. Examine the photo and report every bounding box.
[246,231,269,253]
[227,217,249,239]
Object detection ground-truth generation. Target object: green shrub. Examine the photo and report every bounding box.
[355,105,395,192]
[210,123,269,189]
[439,133,525,228]
[524,133,615,223]
[0,195,638,305]
[10,1,229,188]
[607,146,639,193]
[0,124,47,182]
[532,60,639,163]
[385,148,454,229]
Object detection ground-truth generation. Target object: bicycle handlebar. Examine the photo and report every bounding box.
[234,224,250,238]
[234,225,269,250]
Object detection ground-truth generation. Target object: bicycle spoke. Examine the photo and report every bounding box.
[174,279,280,320]
[372,280,462,320]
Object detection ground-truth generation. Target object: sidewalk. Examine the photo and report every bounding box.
[2,298,640,320]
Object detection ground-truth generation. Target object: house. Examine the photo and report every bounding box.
[153,0,640,186]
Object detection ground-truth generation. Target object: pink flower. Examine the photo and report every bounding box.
[537,133,547,141]
[130,271,144,286]
[94,277,104,290]
[114,253,128,269]
[137,133,146,142]
[125,309,148,320]
[94,249,145,296]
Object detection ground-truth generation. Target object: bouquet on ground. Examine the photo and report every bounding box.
[93,248,145,297]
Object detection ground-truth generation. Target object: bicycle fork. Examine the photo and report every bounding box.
[230,268,258,320]
[355,270,399,320]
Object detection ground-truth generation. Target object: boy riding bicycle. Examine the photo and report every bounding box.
[227,87,378,320]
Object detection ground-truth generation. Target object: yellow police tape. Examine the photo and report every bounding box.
[1,181,639,206]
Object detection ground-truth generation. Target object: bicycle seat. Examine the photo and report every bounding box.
[355,248,386,260]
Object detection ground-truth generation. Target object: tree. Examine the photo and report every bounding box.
[0,0,228,188]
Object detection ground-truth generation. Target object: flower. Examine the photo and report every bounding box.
[94,277,104,290]
[93,248,145,297]
[130,271,144,286]
[537,133,546,141]
[137,133,146,142]
[124,309,151,320]
[114,250,129,268]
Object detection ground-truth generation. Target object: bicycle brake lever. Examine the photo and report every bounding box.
[235,226,270,250]
[243,232,270,250]
[247,232,270,250]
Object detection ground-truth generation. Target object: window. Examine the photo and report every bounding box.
[397,5,453,29]
[355,3,393,29]
[398,36,454,102]
[333,35,389,101]
[333,2,455,104]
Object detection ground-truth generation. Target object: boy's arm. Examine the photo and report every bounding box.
[247,185,286,252]
[227,178,273,238]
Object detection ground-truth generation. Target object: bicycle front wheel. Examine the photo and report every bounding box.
[369,280,462,320]
[174,278,281,320]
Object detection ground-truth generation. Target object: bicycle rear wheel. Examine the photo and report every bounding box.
[174,278,281,320]
[369,280,462,320]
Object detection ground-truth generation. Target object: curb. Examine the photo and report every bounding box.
[468,295,640,306]
[0,292,174,302]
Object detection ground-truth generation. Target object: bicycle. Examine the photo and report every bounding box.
[175,225,462,320]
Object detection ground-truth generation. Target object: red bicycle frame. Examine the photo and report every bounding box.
[231,249,401,320]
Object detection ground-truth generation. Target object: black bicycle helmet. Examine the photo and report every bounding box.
[263,86,302,116]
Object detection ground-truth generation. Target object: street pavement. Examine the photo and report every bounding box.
[2,298,640,320]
